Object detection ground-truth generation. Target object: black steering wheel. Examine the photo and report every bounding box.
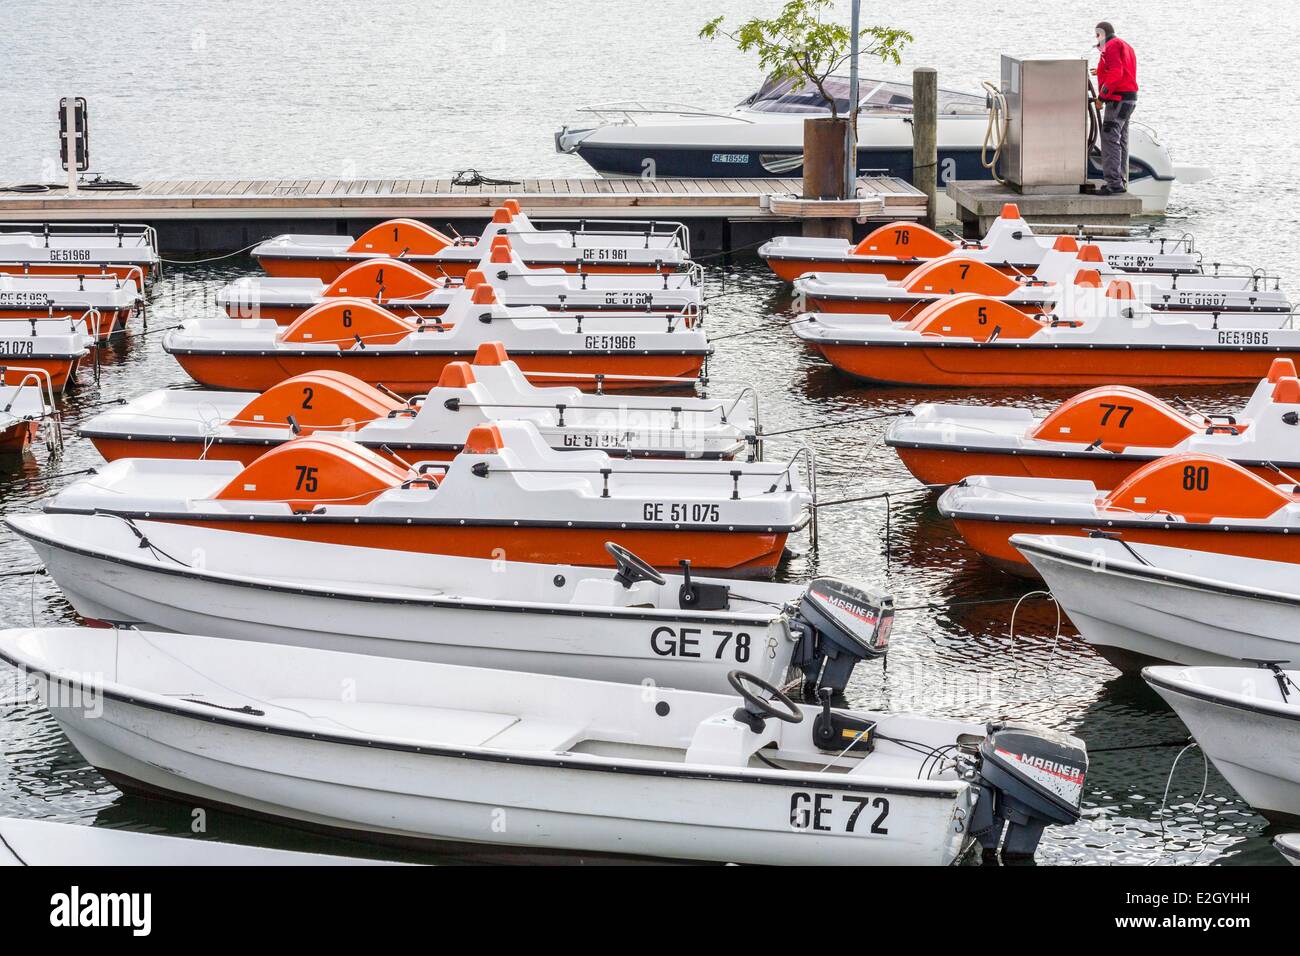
[605,541,665,588]
[728,670,804,725]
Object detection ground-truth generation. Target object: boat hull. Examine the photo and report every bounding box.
[20,529,793,692]
[951,517,1300,577]
[169,350,708,394]
[34,687,971,865]
[1015,537,1300,670]
[811,342,1300,387]
[1145,672,1300,823]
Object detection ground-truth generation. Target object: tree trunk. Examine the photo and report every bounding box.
[801,117,851,239]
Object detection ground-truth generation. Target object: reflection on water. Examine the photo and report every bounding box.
[0,259,1277,865]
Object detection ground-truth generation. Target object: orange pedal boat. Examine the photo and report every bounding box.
[252,201,692,282]
[888,359,1300,487]
[46,424,811,578]
[164,285,710,395]
[937,453,1300,577]
[793,277,1300,388]
[760,204,1201,283]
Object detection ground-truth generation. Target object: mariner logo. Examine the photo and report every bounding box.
[49,886,152,936]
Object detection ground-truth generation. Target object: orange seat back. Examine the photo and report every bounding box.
[1102,453,1293,523]
[281,298,416,346]
[324,259,440,300]
[1030,386,1199,452]
[347,219,450,257]
[906,294,1044,341]
[901,256,1020,296]
[215,436,412,510]
[473,342,510,365]
[231,371,402,433]
[852,222,956,260]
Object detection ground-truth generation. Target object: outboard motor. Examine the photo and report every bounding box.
[788,578,893,698]
[969,721,1088,860]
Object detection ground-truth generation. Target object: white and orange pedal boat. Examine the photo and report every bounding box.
[937,453,1300,576]
[0,223,158,288]
[46,424,810,577]
[796,238,1290,320]
[82,343,756,464]
[0,271,142,337]
[889,359,1300,488]
[0,321,92,392]
[0,367,63,454]
[793,277,1300,388]
[761,204,1200,283]
[252,201,691,282]
[222,237,702,325]
[165,285,710,394]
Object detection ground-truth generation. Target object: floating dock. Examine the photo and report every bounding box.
[0,176,927,256]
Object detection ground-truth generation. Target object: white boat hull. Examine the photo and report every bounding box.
[1015,535,1300,670]
[1144,666,1300,823]
[14,515,797,693]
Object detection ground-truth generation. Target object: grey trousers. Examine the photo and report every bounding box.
[1101,99,1136,189]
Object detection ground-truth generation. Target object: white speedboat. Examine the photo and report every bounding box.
[556,76,1188,214]
[7,512,887,695]
[1144,664,1300,823]
[0,817,399,866]
[0,626,1088,864]
[1012,533,1300,671]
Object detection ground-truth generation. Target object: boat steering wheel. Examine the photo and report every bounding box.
[728,670,804,726]
[605,541,665,588]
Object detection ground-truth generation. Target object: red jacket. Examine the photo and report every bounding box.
[1097,36,1138,101]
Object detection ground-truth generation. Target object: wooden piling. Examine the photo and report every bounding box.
[912,68,938,228]
[801,117,852,239]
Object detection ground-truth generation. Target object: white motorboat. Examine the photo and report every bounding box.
[1277,833,1300,865]
[7,512,889,694]
[557,76,1190,214]
[1144,664,1300,823]
[1012,533,1300,671]
[81,356,755,464]
[0,626,1089,864]
[0,817,400,866]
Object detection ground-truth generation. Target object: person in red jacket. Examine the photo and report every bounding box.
[1092,21,1139,194]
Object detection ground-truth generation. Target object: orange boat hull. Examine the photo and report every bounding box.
[167,519,789,578]
[172,351,706,394]
[951,516,1300,577]
[0,420,38,454]
[893,446,1287,488]
[813,343,1300,387]
[1,357,79,392]
[257,256,678,283]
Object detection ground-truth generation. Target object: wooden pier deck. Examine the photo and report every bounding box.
[0,175,925,220]
[0,176,926,254]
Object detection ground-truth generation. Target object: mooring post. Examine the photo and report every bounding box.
[912,68,938,227]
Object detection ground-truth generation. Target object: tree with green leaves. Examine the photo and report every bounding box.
[700,0,912,120]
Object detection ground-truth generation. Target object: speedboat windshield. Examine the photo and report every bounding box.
[742,75,985,116]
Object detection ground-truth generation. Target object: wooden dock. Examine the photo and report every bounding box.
[0,176,926,255]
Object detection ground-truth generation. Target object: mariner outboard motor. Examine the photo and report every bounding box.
[968,721,1088,860]
[787,577,893,698]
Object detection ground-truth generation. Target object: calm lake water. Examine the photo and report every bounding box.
[0,0,1295,864]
